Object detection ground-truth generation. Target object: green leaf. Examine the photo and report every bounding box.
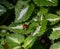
[37,10,47,36]
[33,0,58,6]
[15,0,28,21]
[23,36,37,49]
[18,3,34,22]
[50,20,60,25]
[46,13,60,25]
[0,38,5,45]
[32,25,41,36]
[28,22,38,32]
[6,33,25,47]
[25,22,38,35]
[0,5,6,16]
[56,10,60,16]
[29,22,38,29]
[50,42,60,49]
[9,46,22,49]
[0,44,3,49]
[49,30,60,40]
[46,13,60,19]
[9,21,39,35]
[21,22,38,35]
[37,7,48,15]
[38,15,47,36]
[0,24,24,34]
[15,1,34,23]
[0,0,14,9]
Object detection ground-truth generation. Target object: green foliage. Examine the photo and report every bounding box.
[0,0,14,9]
[33,0,58,6]
[49,30,60,40]
[23,36,37,49]
[50,42,60,49]
[46,13,60,25]
[56,10,60,16]
[0,0,60,49]
[46,13,60,19]
[6,33,25,44]
[15,0,29,22]
[0,44,3,49]
[15,0,34,23]
[37,7,48,15]
[0,5,6,16]
[6,33,25,49]
[38,15,47,36]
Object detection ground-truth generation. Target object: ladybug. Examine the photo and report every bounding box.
[23,24,28,30]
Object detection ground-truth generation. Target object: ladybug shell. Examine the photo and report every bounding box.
[23,24,28,29]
